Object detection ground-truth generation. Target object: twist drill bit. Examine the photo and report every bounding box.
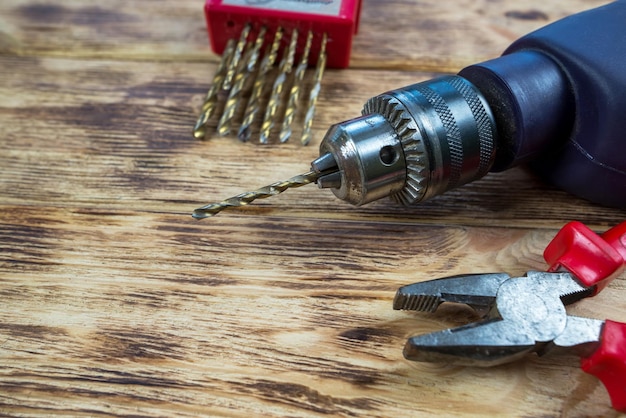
[193,39,236,139]
[222,24,251,92]
[192,170,321,219]
[301,33,328,146]
[279,30,313,143]
[217,26,267,136]
[259,29,299,144]
[238,28,284,142]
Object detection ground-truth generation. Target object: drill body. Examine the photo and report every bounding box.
[316,1,626,209]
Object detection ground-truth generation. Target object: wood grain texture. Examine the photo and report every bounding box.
[0,0,611,70]
[1,0,624,417]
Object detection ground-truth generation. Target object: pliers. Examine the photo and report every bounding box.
[394,221,626,412]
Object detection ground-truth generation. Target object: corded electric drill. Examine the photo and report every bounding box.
[193,1,626,218]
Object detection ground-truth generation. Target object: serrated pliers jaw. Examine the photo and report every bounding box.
[394,271,594,366]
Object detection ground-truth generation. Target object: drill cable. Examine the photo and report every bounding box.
[192,170,321,219]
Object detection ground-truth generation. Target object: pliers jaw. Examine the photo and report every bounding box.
[395,271,594,367]
[403,319,537,366]
[393,272,510,317]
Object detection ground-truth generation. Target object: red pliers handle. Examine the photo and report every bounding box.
[544,221,626,411]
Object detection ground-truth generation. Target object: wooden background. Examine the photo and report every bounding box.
[1,0,625,416]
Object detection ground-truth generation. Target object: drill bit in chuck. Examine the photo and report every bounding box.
[193,170,319,219]
[192,153,339,219]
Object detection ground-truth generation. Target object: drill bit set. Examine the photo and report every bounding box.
[194,0,362,145]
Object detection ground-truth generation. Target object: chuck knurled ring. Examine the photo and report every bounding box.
[363,95,430,205]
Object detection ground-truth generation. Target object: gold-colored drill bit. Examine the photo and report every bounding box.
[301,33,328,146]
[222,24,251,92]
[238,28,284,142]
[193,39,236,139]
[192,170,321,219]
[279,30,313,143]
[217,26,267,136]
[259,29,299,144]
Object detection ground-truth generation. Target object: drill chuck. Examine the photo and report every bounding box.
[315,76,498,206]
[315,2,626,209]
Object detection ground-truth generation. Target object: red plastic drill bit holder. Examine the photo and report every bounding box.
[204,0,362,68]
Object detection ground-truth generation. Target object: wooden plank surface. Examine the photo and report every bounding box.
[1,0,624,417]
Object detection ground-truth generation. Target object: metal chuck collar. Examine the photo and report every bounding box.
[313,75,499,207]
